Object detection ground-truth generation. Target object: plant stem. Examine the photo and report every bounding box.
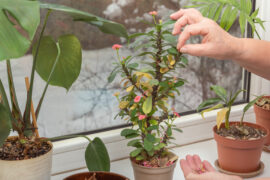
[35,43,61,119]
[23,10,52,137]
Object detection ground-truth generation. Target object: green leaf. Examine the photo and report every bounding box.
[108,68,119,83]
[220,5,232,29]
[210,85,227,103]
[239,12,246,36]
[144,138,153,152]
[180,56,188,65]
[228,89,245,106]
[136,155,144,161]
[130,148,142,157]
[197,97,221,111]
[208,3,218,19]
[40,3,128,39]
[173,127,183,133]
[85,137,110,172]
[225,8,238,31]
[200,103,223,120]
[143,96,152,114]
[214,3,224,21]
[0,104,12,147]
[147,125,158,131]
[121,129,137,137]
[175,81,184,87]
[127,63,138,69]
[0,79,11,116]
[166,127,172,136]
[129,33,146,40]
[146,134,155,142]
[149,79,159,86]
[127,139,141,147]
[149,120,158,125]
[167,48,178,55]
[243,95,263,113]
[34,35,82,91]
[0,0,40,60]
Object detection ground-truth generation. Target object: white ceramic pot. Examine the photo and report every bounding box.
[0,139,53,180]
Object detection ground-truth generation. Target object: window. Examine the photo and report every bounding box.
[0,0,250,138]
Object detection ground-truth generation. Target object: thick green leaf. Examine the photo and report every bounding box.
[40,3,128,39]
[228,89,245,106]
[0,79,11,115]
[130,148,142,157]
[108,68,119,83]
[121,129,137,137]
[0,0,40,60]
[244,95,263,113]
[0,104,12,147]
[85,137,110,172]
[143,96,152,114]
[166,127,172,136]
[146,134,155,142]
[34,35,82,91]
[210,85,227,103]
[197,97,221,111]
[144,138,153,152]
[127,139,141,147]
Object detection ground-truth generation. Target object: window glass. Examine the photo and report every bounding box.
[0,0,245,137]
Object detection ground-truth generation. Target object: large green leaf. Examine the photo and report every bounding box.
[143,96,152,114]
[40,3,128,39]
[0,104,12,147]
[33,35,82,91]
[85,137,110,172]
[210,85,227,103]
[0,0,40,60]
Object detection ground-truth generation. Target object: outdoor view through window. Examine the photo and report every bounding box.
[0,0,246,137]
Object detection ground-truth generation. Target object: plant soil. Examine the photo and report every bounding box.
[256,97,270,110]
[0,137,51,160]
[217,124,266,140]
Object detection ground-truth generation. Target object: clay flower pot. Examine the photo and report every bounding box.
[64,172,129,180]
[130,154,177,180]
[0,137,53,180]
[254,99,270,145]
[213,122,268,173]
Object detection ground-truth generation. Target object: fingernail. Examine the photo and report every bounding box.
[180,47,187,53]
[172,29,176,35]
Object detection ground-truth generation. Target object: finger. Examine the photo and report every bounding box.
[172,15,188,35]
[177,23,208,50]
[180,44,209,57]
[202,160,216,172]
[186,155,197,170]
[193,155,203,170]
[180,159,193,177]
[170,9,185,20]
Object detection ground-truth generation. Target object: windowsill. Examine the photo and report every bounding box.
[52,139,270,180]
[51,104,257,177]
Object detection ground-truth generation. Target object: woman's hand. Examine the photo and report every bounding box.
[180,155,243,180]
[170,9,242,60]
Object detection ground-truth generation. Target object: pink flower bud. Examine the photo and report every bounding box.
[112,44,122,50]
[139,115,146,120]
[173,112,181,117]
[134,96,141,103]
[149,11,157,16]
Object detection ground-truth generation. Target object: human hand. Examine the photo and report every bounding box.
[180,155,242,180]
[170,9,242,60]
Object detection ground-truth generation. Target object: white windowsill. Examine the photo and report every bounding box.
[51,104,257,178]
[52,139,270,180]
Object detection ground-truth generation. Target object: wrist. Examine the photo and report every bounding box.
[229,36,245,61]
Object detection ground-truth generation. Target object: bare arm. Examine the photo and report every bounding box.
[171,9,270,80]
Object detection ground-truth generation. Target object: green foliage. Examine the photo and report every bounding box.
[109,15,184,161]
[0,104,12,147]
[198,85,260,129]
[191,0,264,38]
[0,0,40,60]
[85,137,110,172]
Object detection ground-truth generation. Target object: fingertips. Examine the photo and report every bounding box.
[180,159,193,177]
[170,9,184,20]
[202,160,216,172]
[193,155,203,170]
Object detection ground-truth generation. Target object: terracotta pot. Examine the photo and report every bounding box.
[130,154,177,180]
[213,122,268,173]
[0,136,53,180]
[254,100,270,145]
[64,172,130,180]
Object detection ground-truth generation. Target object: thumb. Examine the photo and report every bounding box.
[180,44,209,57]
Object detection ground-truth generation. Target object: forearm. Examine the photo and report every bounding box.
[232,38,270,80]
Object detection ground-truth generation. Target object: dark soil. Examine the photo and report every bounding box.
[256,97,270,110]
[0,137,51,160]
[217,124,266,140]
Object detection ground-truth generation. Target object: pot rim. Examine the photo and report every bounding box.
[213,121,269,143]
[130,152,178,170]
[64,171,130,180]
[0,136,53,162]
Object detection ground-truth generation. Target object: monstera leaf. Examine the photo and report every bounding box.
[40,3,128,39]
[33,35,82,91]
[0,0,40,60]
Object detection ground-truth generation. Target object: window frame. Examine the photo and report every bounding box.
[51,0,270,177]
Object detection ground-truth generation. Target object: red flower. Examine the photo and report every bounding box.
[139,115,146,120]
[173,112,181,118]
[149,11,157,16]
[112,44,122,50]
[134,96,141,103]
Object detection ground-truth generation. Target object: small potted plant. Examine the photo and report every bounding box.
[108,11,186,180]
[0,1,128,179]
[198,85,268,175]
[254,96,270,152]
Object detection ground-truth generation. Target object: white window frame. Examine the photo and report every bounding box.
[51,0,270,177]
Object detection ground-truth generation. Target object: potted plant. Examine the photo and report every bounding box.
[108,11,186,180]
[198,85,268,174]
[0,1,128,179]
[254,96,270,152]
